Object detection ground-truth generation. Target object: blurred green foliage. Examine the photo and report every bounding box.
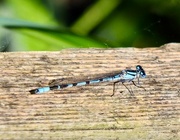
[0,0,180,51]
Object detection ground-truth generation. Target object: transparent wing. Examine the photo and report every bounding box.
[48,70,124,86]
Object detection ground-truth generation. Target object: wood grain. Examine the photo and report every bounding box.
[0,43,179,140]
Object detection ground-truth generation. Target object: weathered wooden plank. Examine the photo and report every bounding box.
[0,43,179,140]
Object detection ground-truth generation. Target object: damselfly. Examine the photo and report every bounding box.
[29,65,146,96]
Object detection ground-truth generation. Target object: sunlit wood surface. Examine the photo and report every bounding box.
[0,43,179,140]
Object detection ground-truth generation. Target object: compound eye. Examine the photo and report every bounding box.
[136,65,141,71]
[140,71,146,78]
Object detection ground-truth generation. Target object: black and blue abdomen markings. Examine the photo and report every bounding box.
[29,65,146,95]
[29,74,122,94]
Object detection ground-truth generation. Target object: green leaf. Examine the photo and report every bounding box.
[71,0,121,35]
[0,18,107,51]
